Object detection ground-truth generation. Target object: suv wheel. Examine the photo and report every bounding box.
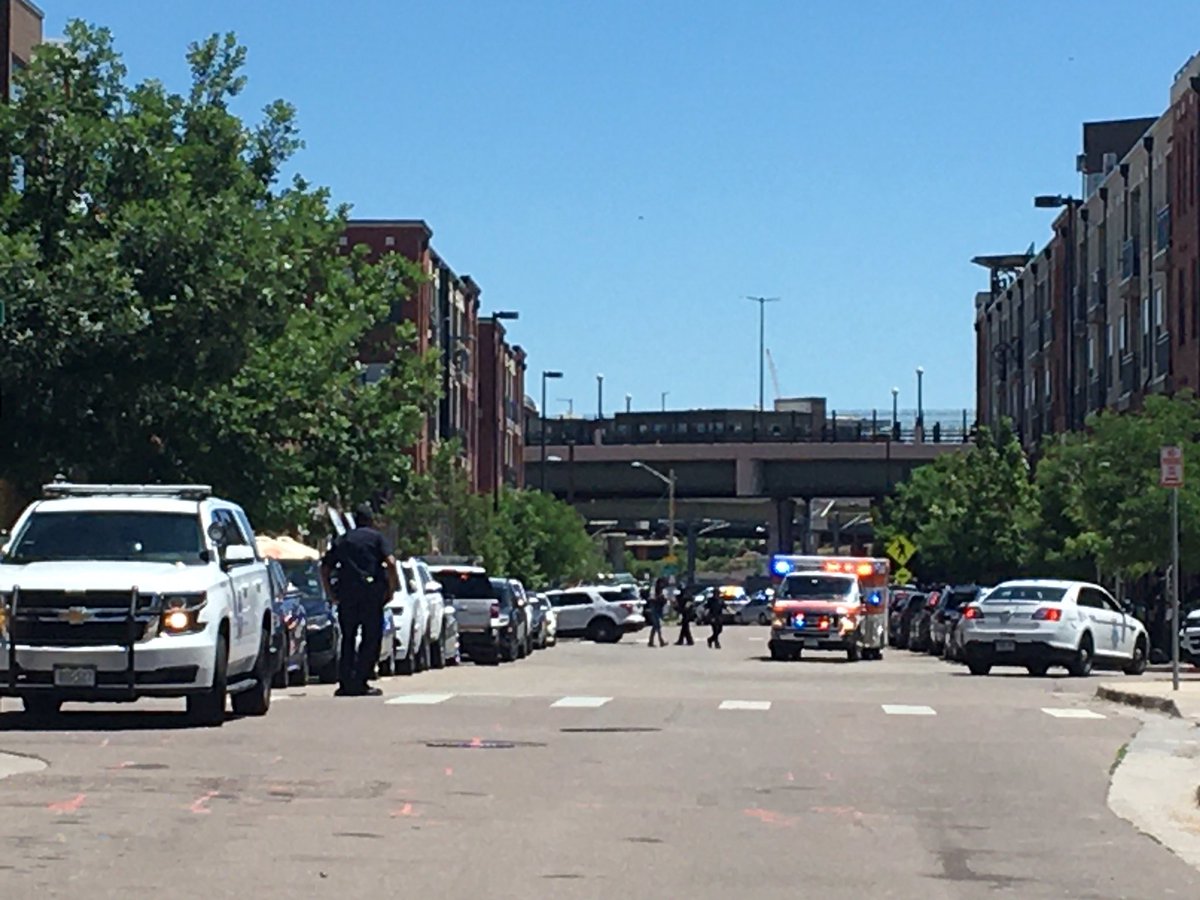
[288,653,310,687]
[187,634,229,727]
[1067,635,1094,678]
[967,661,991,676]
[587,617,619,644]
[430,633,445,669]
[231,629,273,717]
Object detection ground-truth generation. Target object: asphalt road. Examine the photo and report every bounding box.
[1,626,1198,899]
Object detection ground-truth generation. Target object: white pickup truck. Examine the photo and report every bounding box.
[0,483,275,725]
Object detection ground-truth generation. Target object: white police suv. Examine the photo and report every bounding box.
[0,483,275,724]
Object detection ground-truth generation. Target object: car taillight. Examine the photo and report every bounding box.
[1032,607,1062,622]
[962,607,983,620]
[490,602,500,617]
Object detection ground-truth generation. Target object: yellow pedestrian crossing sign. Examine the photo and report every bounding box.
[892,566,914,585]
[885,535,916,567]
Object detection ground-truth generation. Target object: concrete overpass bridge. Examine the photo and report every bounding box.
[523,439,962,560]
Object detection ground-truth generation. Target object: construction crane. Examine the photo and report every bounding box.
[765,348,782,402]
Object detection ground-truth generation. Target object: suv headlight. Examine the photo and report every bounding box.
[159,592,207,635]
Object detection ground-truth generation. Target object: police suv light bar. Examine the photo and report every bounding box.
[42,483,213,501]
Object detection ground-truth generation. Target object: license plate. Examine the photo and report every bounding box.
[804,639,820,649]
[995,640,1016,652]
[53,666,96,688]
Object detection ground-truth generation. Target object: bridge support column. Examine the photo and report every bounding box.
[767,498,795,557]
[831,513,841,555]
[685,521,698,586]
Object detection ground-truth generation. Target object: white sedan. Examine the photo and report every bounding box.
[959,579,1149,677]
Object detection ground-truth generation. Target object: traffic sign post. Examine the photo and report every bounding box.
[1161,446,1183,691]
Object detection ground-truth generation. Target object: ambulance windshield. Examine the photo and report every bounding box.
[781,574,855,599]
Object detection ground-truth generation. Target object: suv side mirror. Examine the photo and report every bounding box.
[223,544,256,568]
[425,581,442,594]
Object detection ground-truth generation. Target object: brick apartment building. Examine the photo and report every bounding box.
[975,52,1200,448]
[1,0,41,102]
[341,219,525,494]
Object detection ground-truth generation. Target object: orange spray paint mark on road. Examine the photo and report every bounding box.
[743,808,796,828]
[444,767,453,776]
[468,737,483,749]
[189,791,219,814]
[390,803,418,818]
[47,794,86,814]
[785,772,795,782]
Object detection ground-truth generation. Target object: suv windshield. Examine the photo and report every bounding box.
[4,511,206,565]
[436,571,496,599]
[986,585,1068,603]
[781,575,855,599]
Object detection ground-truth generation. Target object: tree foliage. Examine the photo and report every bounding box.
[877,423,1036,584]
[0,23,437,530]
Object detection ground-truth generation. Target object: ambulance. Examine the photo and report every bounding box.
[766,555,890,662]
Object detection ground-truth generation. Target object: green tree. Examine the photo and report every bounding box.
[878,422,1035,584]
[0,24,437,529]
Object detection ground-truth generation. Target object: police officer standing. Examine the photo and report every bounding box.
[320,504,399,697]
[705,588,725,649]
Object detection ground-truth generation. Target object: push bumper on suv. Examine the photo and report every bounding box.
[0,631,217,701]
[622,614,646,633]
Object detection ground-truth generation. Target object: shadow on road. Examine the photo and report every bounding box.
[750,655,853,665]
[0,709,240,732]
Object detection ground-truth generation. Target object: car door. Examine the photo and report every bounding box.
[210,507,259,668]
[1077,587,1121,659]
[1095,587,1136,658]
[416,560,444,642]
[557,590,592,632]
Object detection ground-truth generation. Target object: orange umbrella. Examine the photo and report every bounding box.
[256,535,321,561]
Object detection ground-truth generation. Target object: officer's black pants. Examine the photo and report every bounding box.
[338,596,384,687]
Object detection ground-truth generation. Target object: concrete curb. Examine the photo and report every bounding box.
[0,750,46,780]
[1096,684,1182,718]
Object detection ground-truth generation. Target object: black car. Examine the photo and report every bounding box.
[892,592,927,650]
[888,590,917,646]
[278,558,341,684]
[934,585,989,661]
[267,559,309,687]
[907,591,940,652]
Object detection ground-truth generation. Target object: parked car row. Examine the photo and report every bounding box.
[890,579,1150,678]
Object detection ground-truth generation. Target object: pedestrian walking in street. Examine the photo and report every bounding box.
[705,588,724,649]
[647,577,668,647]
[319,503,399,697]
[675,585,695,646]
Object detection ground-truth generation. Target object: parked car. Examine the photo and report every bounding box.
[412,558,449,668]
[507,579,536,657]
[535,593,558,646]
[892,592,926,649]
[527,591,555,649]
[545,586,646,642]
[278,558,341,684]
[430,566,528,664]
[929,585,987,657]
[732,590,775,625]
[388,560,431,675]
[441,602,462,665]
[960,579,1149,677]
[267,559,309,687]
[907,591,940,652]
[939,585,992,662]
[888,590,916,646]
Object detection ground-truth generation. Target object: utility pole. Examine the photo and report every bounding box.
[596,373,604,419]
[746,296,781,412]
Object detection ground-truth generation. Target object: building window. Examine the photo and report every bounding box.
[1154,286,1164,331]
[1044,369,1051,399]
[385,236,395,247]
[1087,335,1095,374]
[1119,314,1127,353]
[1142,296,1151,336]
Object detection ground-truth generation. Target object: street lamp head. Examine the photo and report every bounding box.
[597,373,604,380]
[543,370,563,379]
[916,366,924,375]
[492,310,520,321]
[1033,195,1066,209]
[546,455,563,463]
[631,461,645,469]
[891,386,899,396]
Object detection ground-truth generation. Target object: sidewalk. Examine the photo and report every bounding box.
[1096,674,1200,720]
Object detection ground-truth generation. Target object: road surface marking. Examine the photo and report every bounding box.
[1041,707,1106,719]
[47,793,86,813]
[882,704,937,716]
[386,693,455,706]
[551,696,611,708]
[188,791,218,815]
[719,700,772,711]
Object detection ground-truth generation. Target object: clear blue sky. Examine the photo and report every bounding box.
[46,1,1200,418]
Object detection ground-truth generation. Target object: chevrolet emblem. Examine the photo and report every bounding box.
[60,606,92,626]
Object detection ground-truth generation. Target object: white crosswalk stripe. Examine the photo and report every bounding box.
[385,693,455,706]
[551,696,612,709]
[718,700,771,711]
[1041,707,1106,719]
[882,704,937,716]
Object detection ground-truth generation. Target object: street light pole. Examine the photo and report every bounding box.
[625,393,632,414]
[747,296,781,412]
[661,391,669,412]
[631,461,677,588]
[891,386,899,432]
[596,373,604,419]
[540,369,563,492]
[916,366,925,437]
